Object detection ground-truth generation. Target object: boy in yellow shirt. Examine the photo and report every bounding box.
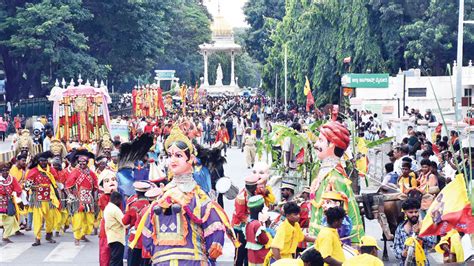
[398,162,418,194]
[314,206,346,266]
[266,202,316,264]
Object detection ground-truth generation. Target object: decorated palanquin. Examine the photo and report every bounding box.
[49,80,112,142]
[131,84,166,118]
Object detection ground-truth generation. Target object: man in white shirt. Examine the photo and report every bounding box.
[42,130,53,151]
[384,122,396,138]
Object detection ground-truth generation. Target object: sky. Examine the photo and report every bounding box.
[203,0,249,28]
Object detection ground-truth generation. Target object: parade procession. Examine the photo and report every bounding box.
[3,0,474,266]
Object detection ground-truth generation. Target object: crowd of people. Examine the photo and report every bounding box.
[0,95,472,266]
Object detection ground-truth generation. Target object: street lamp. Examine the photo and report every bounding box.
[393,93,400,118]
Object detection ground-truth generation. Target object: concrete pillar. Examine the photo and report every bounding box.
[203,51,209,86]
[230,50,235,86]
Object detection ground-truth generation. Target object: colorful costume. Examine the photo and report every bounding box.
[245,195,270,266]
[97,169,118,266]
[65,150,98,243]
[0,173,22,240]
[310,121,364,243]
[25,152,60,245]
[141,126,236,265]
[123,182,152,266]
[232,174,275,266]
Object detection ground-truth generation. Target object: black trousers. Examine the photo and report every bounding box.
[234,229,248,266]
[109,242,124,266]
[128,248,145,266]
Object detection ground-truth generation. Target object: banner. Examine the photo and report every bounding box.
[419,174,474,237]
[110,123,130,142]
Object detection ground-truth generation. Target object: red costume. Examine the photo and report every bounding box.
[0,175,22,213]
[122,196,150,250]
[65,168,98,212]
[98,193,111,266]
[232,189,250,228]
[26,167,59,205]
[245,219,270,264]
[132,88,137,115]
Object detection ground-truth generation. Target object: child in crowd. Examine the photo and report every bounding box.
[398,162,418,194]
[245,195,270,266]
[265,202,315,264]
[314,206,347,266]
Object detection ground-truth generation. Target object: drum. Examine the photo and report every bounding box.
[215,177,239,200]
[211,141,224,150]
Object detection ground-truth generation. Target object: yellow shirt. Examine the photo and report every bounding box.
[314,227,345,265]
[343,253,383,266]
[9,165,28,185]
[435,229,464,262]
[270,219,305,258]
[104,202,125,245]
[271,258,304,266]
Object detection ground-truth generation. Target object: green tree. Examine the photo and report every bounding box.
[243,0,286,63]
[0,0,104,100]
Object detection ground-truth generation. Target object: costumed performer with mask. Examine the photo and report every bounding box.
[310,120,364,243]
[97,169,118,266]
[140,126,237,265]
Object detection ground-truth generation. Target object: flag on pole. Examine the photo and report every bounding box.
[304,76,311,96]
[419,174,474,237]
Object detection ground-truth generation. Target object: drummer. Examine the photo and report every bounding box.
[273,180,296,213]
[231,174,275,266]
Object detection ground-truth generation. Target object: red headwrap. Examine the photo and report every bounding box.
[320,121,351,150]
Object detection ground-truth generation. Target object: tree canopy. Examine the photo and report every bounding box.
[0,0,212,100]
[243,0,474,105]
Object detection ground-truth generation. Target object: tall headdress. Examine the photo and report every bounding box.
[164,126,194,154]
[15,129,34,155]
[117,133,154,170]
[50,138,67,158]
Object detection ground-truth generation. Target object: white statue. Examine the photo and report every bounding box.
[216,63,223,86]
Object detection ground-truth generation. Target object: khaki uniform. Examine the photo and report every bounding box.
[243,134,256,168]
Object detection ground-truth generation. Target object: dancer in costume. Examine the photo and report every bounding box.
[65,149,98,245]
[50,139,69,236]
[0,162,22,243]
[9,154,30,230]
[14,129,35,161]
[51,157,69,236]
[309,120,364,243]
[245,195,270,266]
[123,181,152,266]
[232,174,275,266]
[141,126,236,265]
[25,151,60,246]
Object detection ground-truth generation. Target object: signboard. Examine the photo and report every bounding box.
[154,70,176,80]
[110,123,130,142]
[341,73,389,88]
[382,105,394,114]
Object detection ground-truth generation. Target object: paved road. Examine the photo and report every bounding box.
[1,143,443,265]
